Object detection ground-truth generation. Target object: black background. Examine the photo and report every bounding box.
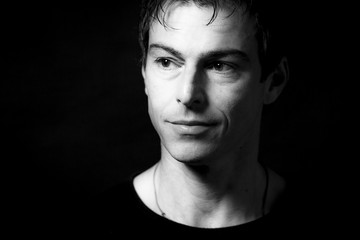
[3,2,343,234]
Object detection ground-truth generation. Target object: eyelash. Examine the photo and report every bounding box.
[154,58,180,70]
[206,61,235,73]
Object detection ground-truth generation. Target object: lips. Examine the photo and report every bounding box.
[167,120,217,135]
[171,120,215,126]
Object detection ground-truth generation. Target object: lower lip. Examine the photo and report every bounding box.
[170,124,214,135]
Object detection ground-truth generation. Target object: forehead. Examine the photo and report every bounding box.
[148,2,258,59]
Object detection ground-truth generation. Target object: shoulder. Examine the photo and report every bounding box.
[85,179,144,236]
[87,166,162,236]
[97,165,154,207]
[265,169,325,235]
[266,167,286,214]
[133,165,156,211]
[269,170,312,213]
[93,180,136,220]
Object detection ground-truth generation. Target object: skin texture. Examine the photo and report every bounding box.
[135,2,288,228]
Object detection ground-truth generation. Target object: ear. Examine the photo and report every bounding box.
[263,57,289,104]
[142,64,148,96]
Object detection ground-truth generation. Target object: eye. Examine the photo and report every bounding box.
[154,58,179,70]
[207,62,234,72]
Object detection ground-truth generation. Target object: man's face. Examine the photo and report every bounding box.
[142,3,266,165]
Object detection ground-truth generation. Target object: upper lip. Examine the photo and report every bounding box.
[169,120,216,126]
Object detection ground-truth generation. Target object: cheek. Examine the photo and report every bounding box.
[145,77,174,121]
[215,80,264,132]
[146,89,165,140]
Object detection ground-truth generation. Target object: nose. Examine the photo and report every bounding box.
[176,67,206,109]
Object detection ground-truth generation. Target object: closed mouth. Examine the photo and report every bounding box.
[169,120,216,126]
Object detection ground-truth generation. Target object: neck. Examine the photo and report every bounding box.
[155,143,267,228]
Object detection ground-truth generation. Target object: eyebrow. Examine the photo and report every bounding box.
[149,43,250,62]
[149,43,185,61]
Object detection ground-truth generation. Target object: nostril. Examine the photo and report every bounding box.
[176,96,203,110]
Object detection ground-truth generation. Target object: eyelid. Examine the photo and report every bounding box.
[155,57,181,66]
[206,61,237,70]
[154,57,183,71]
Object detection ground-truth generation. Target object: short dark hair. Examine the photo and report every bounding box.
[139,0,288,80]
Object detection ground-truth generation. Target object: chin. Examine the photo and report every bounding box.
[164,141,217,165]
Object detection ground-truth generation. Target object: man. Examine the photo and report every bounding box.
[92,0,317,237]
[135,0,287,225]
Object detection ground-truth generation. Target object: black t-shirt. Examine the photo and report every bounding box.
[82,172,325,238]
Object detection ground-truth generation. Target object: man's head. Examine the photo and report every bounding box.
[139,0,289,165]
